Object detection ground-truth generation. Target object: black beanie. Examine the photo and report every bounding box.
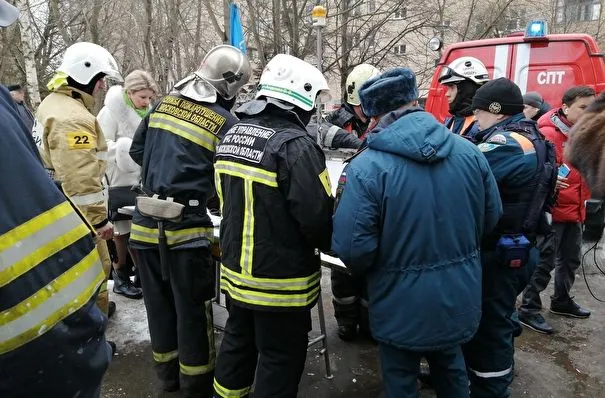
[472,77,524,116]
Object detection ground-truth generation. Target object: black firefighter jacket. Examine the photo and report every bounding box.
[129,92,238,249]
[215,99,334,311]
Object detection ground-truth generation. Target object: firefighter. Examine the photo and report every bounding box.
[438,56,490,141]
[213,54,334,398]
[129,45,251,397]
[0,2,111,395]
[318,63,380,151]
[36,41,123,320]
[322,63,380,341]
[463,78,557,397]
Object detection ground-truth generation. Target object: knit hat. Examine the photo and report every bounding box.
[472,77,524,115]
[523,91,544,108]
[359,67,418,117]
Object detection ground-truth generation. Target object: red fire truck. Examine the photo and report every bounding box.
[425,21,605,122]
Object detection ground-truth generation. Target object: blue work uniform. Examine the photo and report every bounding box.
[463,113,541,398]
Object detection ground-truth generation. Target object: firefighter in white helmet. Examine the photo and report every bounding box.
[36,41,123,327]
[129,45,251,397]
[213,54,334,398]
[318,63,380,150]
[438,56,490,141]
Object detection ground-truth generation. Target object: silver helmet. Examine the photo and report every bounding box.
[195,45,252,99]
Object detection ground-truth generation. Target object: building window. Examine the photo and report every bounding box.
[368,0,376,12]
[556,0,601,23]
[393,44,406,55]
[393,7,407,19]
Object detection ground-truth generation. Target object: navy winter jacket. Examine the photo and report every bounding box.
[332,108,502,351]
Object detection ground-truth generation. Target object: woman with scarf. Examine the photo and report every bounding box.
[98,70,158,299]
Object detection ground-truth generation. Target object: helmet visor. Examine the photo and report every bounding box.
[438,67,465,84]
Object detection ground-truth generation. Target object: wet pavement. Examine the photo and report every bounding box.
[103,262,605,398]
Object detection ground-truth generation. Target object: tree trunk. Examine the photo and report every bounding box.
[14,0,41,108]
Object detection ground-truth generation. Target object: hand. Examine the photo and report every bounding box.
[556,176,570,190]
[97,222,114,240]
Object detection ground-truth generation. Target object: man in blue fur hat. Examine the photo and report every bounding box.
[331,68,502,397]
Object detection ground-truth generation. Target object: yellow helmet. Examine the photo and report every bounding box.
[345,64,380,106]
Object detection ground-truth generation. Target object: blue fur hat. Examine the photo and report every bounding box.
[359,67,418,118]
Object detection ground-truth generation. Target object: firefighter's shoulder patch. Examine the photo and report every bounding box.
[318,168,332,197]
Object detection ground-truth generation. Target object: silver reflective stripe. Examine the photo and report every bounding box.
[469,366,513,378]
[96,151,108,161]
[324,125,340,148]
[333,296,357,305]
[221,266,321,291]
[70,191,105,206]
[0,211,83,274]
[0,257,102,342]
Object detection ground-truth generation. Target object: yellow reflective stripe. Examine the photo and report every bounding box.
[213,379,251,398]
[130,224,214,245]
[239,180,254,274]
[179,302,215,375]
[215,170,224,213]
[215,160,278,187]
[153,350,179,363]
[221,265,320,291]
[0,249,104,354]
[221,279,320,308]
[0,202,91,287]
[180,361,215,376]
[150,113,218,152]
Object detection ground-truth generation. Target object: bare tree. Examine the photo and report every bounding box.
[14,0,41,107]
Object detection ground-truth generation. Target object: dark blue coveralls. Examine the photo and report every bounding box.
[463,114,541,397]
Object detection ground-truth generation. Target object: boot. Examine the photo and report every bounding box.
[108,301,117,318]
[550,298,591,318]
[112,268,143,299]
[337,325,357,341]
[518,312,554,334]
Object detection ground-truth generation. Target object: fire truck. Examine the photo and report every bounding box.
[425,21,605,122]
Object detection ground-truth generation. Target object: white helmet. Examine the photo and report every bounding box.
[345,64,380,106]
[438,56,489,85]
[58,42,122,85]
[256,54,331,111]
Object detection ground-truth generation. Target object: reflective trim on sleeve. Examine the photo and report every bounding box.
[0,202,91,287]
[149,113,219,152]
[152,350,179,363]
[214,160,278,187]
[130,224,214,246]
[213,379,252,398]
[469,366,513,378]
[69,191,105,206]
[324,125,340,147]
[0,249,105,354]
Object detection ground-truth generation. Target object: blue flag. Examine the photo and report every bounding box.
[229,3,247,54]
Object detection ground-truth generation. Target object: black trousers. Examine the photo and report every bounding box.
[330,269,369,331]
[213,304,312,398]
[135,247,216,397]
[520,222,582,313]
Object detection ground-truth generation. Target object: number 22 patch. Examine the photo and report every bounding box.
[67,131,95,149]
